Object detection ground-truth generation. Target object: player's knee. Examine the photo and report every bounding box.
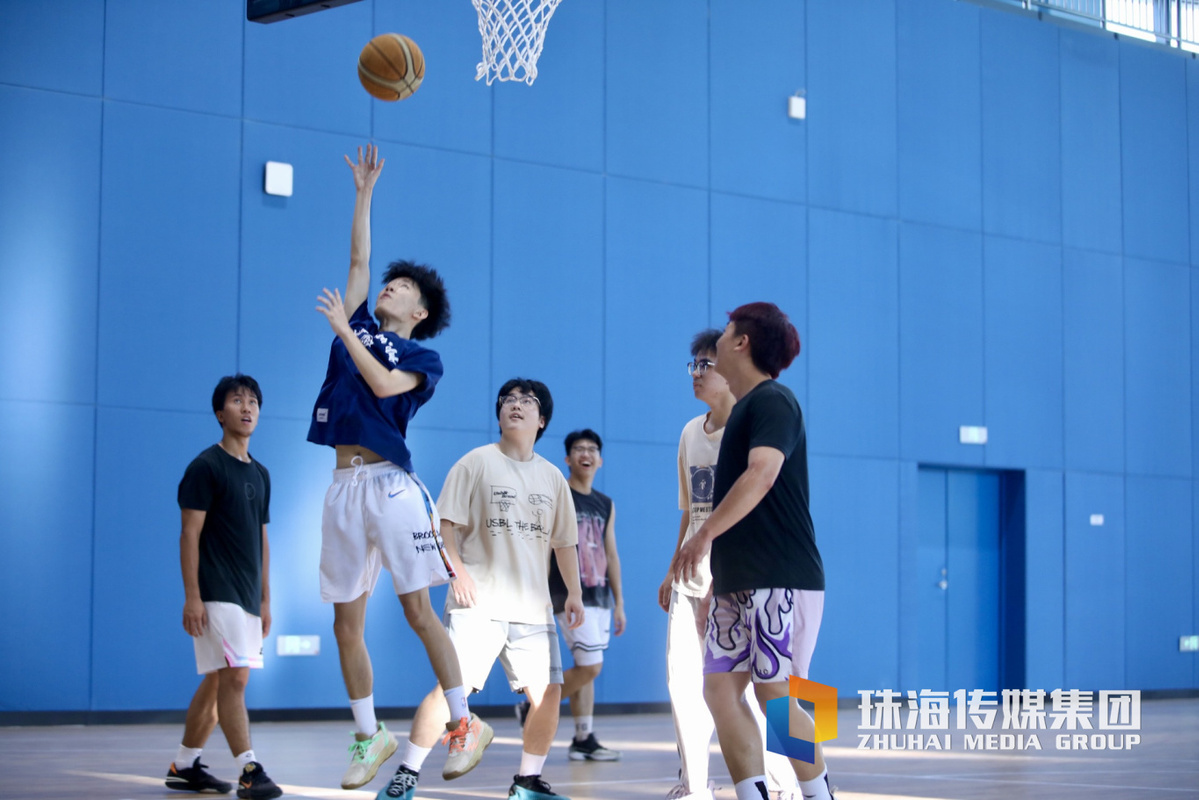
[401,598,436,634]
[578,661,602,681]
[332,614,365,646]
[220,666,250,693]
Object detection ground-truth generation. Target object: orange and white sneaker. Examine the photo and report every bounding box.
[440,713,494,780]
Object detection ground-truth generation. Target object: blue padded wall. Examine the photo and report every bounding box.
[896,0,981,231]
[0,86,101,406]
[981,13,1061,244]
[4,0,1199,714]
[1064,472,1125,690]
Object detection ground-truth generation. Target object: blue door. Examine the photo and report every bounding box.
[917,467,1002,692]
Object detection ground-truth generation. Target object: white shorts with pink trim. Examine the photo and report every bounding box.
[193,601,264,674]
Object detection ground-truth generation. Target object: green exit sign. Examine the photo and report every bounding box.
[1181,636,1199,653]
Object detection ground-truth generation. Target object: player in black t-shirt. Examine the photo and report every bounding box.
[168,374,281,799]
[672,303,835,800]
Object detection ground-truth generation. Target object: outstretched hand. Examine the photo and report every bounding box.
[316,287,353,338]
[345,144,385,192]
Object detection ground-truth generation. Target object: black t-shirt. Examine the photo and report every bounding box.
[177,444,271,616]
[710,380,823,594]
[549,488,614,613]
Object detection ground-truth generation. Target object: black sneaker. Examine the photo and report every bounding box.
[236,762,282,800]
[514,699,531,728]
[567,733,620,762]
[165,757,232,793]
[510,773,569,800]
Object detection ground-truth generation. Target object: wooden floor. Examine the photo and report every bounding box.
[3,700,1197,800]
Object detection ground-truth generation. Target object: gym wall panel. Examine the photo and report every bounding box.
[239,124,376,422]
[97,103,241,414]
[0,86,101,405]
[1064,472,1125,690]
[898,222,985,466]
[808,209,899,459]
[1124,258,1191,478]
[1059,30,1122,255]
[896,0,982,231]
[810,455,901,693]
[980,12,1062,244]
[91,407,216,710]
[709,0,807,203]
[493,0,603,172]
[0,0,103,95]
[807,0,898,218]
[709,193,808,407]
[1190,60,1199,267]
[605,0,708,187]
[373,2,492,156]
[604,178,708,445]
[1024,469,1064,690]
[1120,44,1190,266]
[491,161,604,439]
[1125,476,1194,689]
[595,440,687,703]
[0,400,94,711]
[243,2,371,138]
[1063,249,1124,474]
[983,237,1064,470]
[104,0,243,117]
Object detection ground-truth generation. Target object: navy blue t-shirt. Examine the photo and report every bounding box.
[307,301,443,471]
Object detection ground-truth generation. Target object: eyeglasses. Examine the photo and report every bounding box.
[570,445,600,455]
[499,394,541,409]
[687,359,716,377]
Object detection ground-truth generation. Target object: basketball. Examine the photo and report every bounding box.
[358,33,424,101]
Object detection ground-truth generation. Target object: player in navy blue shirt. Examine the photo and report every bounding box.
[309,145,491,794]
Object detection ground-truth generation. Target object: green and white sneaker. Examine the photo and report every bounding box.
[341,721,398,789]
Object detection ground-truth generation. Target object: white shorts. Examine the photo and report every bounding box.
[193,601,264,674]
[320,461,453,603]
[556,606,611,667]
[703,588,824,681]
[445,610,563,692]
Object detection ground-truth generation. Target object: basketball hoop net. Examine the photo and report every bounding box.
[472,0,563,85]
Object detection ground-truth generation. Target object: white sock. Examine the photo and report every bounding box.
[443,685,470,723]
[519,750,548,776]
[402,741,432,772]
[799,769,832,800]
[574,715,593,739]
[350,694,378,738]
[734,776,769,800]
[174,745,203,768]
[235,750,257,770]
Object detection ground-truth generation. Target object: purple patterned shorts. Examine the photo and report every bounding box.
[702,588,824,682]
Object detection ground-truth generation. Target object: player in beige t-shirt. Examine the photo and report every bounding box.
[381,378,584,800]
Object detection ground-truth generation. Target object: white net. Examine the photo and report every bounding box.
[472,0,564,85]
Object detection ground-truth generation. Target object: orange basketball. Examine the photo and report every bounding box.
[358,33,425,101]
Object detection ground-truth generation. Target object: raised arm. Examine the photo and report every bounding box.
[315,287,426,398]
[343,144,385,314]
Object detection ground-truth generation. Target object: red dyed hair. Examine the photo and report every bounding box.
[727,302,801,378]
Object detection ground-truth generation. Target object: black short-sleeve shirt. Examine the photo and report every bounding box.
[178,444,271,616]
[710,380,823,594]
[549,488,614,613]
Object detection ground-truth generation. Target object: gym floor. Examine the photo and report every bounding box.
[4,699,1197,800]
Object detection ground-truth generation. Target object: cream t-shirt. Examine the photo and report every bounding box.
[674,413,721,597]
[438,443,579,624]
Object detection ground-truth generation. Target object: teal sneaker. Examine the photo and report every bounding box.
[341,722,398,789]
[509,774,570,800]
[376,764,419,799]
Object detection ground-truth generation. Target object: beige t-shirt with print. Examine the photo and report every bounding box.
[674,412,721,597]
[438,443,579,624]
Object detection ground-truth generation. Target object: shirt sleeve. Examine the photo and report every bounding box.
[436,457,475,531]
[550,473,579,549]
[392,341,443,404]
[748,388,801,458]
[177,456,215,512]
[678,428,689,511]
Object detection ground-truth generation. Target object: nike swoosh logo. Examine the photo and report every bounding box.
[388,490,404,498]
